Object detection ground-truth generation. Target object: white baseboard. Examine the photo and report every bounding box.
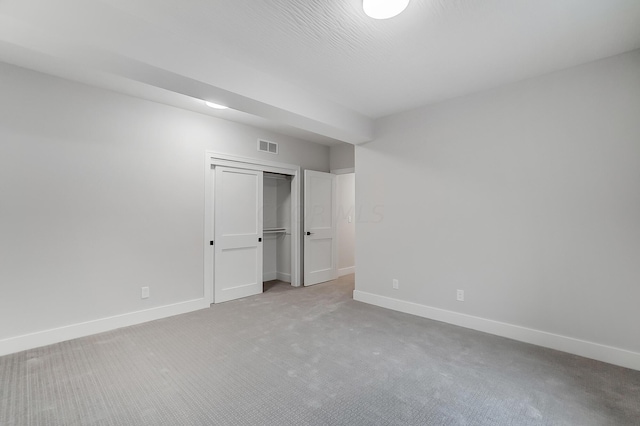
[339,266,355,277]
[353,290,640,371]
[263,271,277,281]
[276,272,291,282]
[0,298,210,357]
[264,272,291,282]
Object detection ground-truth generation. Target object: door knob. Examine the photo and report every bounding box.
[306,232,313,236]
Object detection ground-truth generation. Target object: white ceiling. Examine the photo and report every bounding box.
[1,0,640,144]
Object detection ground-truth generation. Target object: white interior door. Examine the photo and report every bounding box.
[304,170,337,286]
[214,167,263,302]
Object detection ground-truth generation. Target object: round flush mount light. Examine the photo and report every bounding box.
[204,101,228,110]
[363,0,410,19]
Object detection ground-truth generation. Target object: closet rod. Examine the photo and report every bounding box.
[263,228,288,234]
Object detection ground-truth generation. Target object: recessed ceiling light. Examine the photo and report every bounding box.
[204,101,229,110]
[363,0,410,20]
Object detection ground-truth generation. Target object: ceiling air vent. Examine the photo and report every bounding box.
[258,139,278,155]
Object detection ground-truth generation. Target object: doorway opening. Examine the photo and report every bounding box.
[335,172,356,278]
[262,172,293,286]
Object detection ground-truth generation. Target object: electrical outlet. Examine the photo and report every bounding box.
[141,287,150,299]
[392,279,399,289]
[456,289,464,301]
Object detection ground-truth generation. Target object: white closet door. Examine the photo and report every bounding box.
[214,167,263,302]
[304,170,337,286]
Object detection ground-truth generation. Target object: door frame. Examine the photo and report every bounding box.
[204,151,302,304]
[331,169,356,278]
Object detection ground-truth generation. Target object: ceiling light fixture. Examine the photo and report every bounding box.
[204,101,229,110]
[363,0,410,19]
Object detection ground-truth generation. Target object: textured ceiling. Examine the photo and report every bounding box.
[103,0,640,117]
[1,0,640,143]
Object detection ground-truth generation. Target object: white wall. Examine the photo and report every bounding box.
[0,62,329,349]
[330,143,355,172]
[336,173,355,275]
[355,50,640,368]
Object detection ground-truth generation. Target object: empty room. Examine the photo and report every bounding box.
[1,1,639,425]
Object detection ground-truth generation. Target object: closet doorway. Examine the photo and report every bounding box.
[263,173,293,284]
[204,153,301,304]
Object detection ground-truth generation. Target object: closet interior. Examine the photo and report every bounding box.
[262,172,292,284]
